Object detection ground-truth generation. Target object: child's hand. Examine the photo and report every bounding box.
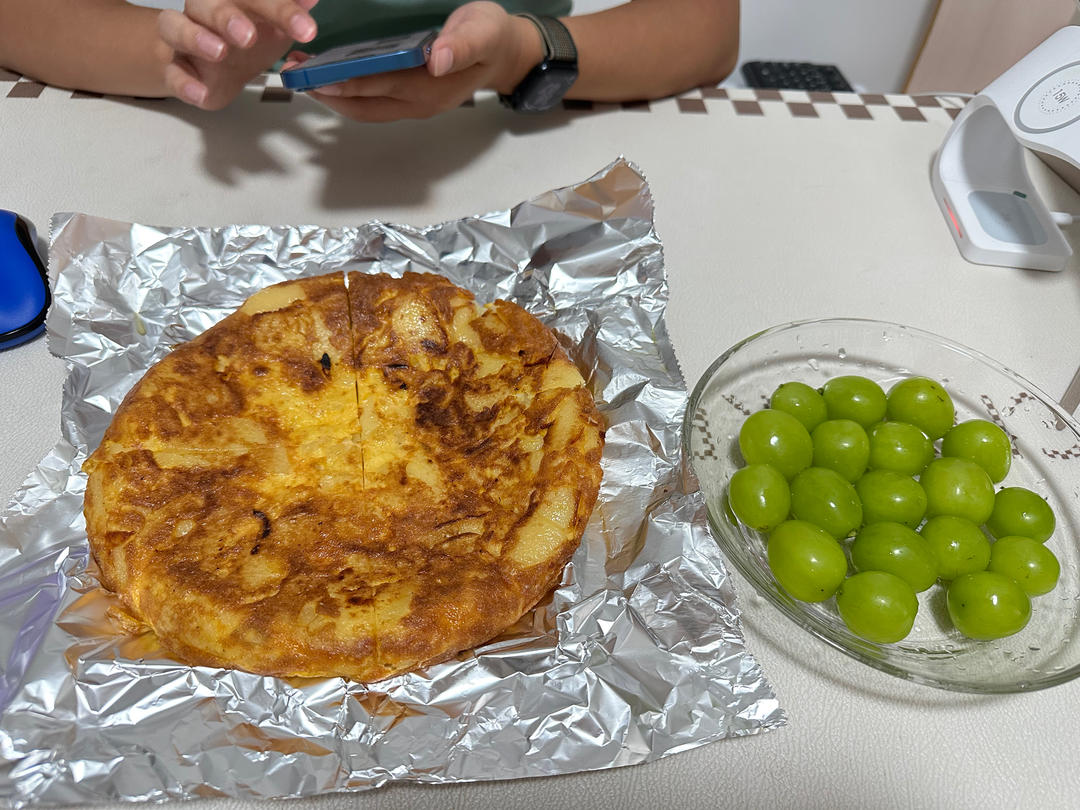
[157,0,319,109]
[289,2,542,122]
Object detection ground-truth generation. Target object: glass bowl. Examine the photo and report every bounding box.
[684,318,1080,693]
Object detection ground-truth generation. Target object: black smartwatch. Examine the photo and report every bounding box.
[499,14,578,113]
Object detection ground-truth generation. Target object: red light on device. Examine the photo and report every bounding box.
[943,198,963,239]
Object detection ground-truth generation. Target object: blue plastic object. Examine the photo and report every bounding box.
[0,210,50,351]
[280,29,437,91]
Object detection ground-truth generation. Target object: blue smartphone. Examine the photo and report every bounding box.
[280,29,438,91]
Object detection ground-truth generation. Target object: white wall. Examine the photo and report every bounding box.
[730,0,938,91]
[573,0,939,92]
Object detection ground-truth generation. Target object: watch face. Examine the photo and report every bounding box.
[518,62,578,113]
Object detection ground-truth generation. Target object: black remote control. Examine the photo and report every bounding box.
[741,61,854,92]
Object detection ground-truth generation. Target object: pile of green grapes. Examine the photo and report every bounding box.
[729,375,1060,644]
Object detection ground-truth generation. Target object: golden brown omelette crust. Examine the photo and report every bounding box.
[82,271,604,681]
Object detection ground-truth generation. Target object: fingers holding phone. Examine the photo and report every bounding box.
[284,1,543,123]
[158,0,320,109]
[280,29,437,92]
[427,1,527,79]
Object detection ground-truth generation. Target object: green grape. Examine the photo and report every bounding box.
[728,464,791,532]
[988,535,1060,596]
[789,467,863,539]
[941,419,1012,483]
[811,419,870,482]
[771,381,828,432]
[867,420,934,476]
[946,571,1031,640]
[920,457,995,524]
[854,469,927,528]
[767,520,848,602]
[836,571,919,643]
[820,376,887,428]
[986,486,1056,543]
[850,522,938,592]
[738,409,814,480]
[919,515,991,580]
[886,377,955,440]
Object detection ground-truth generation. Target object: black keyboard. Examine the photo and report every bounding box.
[741,61,854,93]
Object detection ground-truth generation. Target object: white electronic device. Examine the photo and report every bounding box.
[931,25,1080,272]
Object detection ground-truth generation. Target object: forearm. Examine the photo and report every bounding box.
[0,0,167,97]
[563,0,739,101]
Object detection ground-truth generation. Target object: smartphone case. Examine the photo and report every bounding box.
[281,30,437,91]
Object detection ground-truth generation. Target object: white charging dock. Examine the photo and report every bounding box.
[931,26,1080,272]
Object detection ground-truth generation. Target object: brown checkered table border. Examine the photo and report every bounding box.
[0,68,968,120]
[670,88,966,121]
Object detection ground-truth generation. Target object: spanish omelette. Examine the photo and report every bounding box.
[82,271,604,681]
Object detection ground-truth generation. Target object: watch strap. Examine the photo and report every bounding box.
[515,13,577,63]
[500,13,578,112]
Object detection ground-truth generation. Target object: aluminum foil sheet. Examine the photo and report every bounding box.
[0,158,784,806]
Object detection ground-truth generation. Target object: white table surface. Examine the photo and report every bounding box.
[2,77,1080,809]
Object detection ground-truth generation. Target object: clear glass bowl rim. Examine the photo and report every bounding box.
[682,316,1080,694]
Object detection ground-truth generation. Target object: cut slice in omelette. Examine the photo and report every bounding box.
[83,271,604,681]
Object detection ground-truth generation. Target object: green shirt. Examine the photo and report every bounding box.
[307,0,573,53]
